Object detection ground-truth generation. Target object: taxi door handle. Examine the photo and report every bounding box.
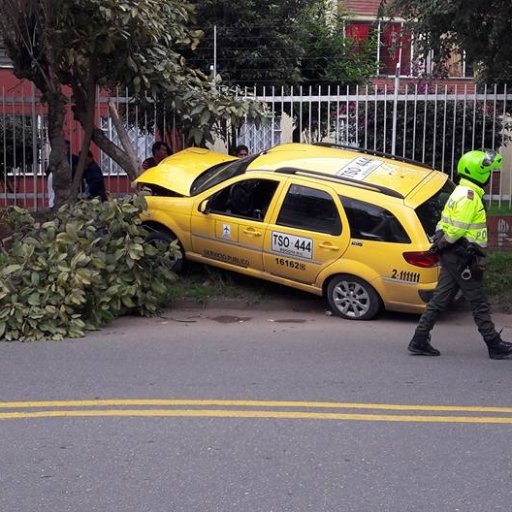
[243,227,262,237]
[319,241,339,250]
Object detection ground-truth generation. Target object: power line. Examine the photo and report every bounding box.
[190,56,372,62]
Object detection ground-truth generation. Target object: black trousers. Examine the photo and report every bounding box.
[414,249,497,343]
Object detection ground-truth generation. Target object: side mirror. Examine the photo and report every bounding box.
[198,199,210,214]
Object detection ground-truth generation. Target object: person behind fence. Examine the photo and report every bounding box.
[45,164,55,211]
[408,149,512,360]
[233,144,249,158]
[141,141,170,172]
[84,151,107,202]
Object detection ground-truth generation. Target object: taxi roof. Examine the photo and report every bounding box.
[135,143,446,202]
[247,143,436,199]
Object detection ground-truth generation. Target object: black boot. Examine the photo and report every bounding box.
[408,333,440,356]
[485,335,512,360]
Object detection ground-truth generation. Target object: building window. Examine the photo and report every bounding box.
[345,21,411,77]
[380,22,411,76]
[345,22,371,44]
[0,47,12,68]
[345,19,474,79]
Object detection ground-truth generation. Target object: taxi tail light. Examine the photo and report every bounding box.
[402,251,440,268]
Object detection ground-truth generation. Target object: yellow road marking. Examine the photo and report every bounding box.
[1,399,512,414]
[1,399,512,424]
[2,408,512,424]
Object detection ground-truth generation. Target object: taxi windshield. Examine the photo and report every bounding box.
[190,155,257,195]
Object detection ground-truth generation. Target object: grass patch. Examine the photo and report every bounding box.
[487,202,512,215]
[485,252,512,313]
[166,263,254,301]
[167,262,307,304]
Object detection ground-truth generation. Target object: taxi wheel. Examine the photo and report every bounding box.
[326,274,381,320]
[145,230,184,274]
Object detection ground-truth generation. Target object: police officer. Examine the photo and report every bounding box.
[408,149,512,360]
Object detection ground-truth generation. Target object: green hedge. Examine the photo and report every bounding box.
[0,195,179,341]
[485,252,512,311]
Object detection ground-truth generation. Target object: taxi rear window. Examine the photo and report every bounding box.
[340,196,411,243]
[415,179,455,237]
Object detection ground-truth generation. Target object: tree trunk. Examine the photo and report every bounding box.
[72,103,137,181]
[69,63,98,202]
[108,101,140,177]
[91,128,137,181]
[47,92,71,207]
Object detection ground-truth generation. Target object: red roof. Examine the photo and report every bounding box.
[343,0,381,17]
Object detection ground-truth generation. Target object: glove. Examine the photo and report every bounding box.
[429,230,450,254]
[427,243,440,254]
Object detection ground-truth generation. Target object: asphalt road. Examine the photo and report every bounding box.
[1,304,512,512]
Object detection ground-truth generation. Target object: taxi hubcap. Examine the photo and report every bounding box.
[332,281,370,318]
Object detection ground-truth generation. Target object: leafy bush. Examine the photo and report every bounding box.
[485,252,512,312]
[0,195,179,341]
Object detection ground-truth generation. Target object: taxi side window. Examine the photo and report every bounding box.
[209,179,279,221]
[277,184,342,235]
[340,196,411,243]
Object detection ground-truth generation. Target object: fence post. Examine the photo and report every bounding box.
[391,63,400,156]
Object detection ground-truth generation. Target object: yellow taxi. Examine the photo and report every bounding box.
[134,143,454,320]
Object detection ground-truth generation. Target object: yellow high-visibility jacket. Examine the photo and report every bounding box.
[436,177,487,247]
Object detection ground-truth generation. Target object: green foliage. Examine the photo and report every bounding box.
[0,0,264,185]
[2,0,203,97]
[166,262,298,303]
[174,84,264,147]
[188,0,377,144]
[69,0,263,147]
[381,0,512,83]
[487,202,512,216]
[167,264,252,301]
[130,82,264,148]
[190,0,308,86]
[0,196,179,341]
[485,252,512,312]
[299,1,378,86]
[191,0,377,87]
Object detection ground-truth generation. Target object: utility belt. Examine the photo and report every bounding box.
[431,231,486,280]
[444,238,487,280]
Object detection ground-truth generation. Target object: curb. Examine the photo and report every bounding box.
[167,296,510,315]
[169,296,326,312]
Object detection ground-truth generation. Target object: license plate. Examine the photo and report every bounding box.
[271,231,313,259]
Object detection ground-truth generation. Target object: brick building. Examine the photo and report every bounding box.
[341,0,475,91]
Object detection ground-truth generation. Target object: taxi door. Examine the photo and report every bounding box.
[190,178,281,272]
[262,182,350,284]
[191,212,265,271]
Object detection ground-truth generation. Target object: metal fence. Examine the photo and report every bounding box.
[1,82,512,211]
[237,83,512,205]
